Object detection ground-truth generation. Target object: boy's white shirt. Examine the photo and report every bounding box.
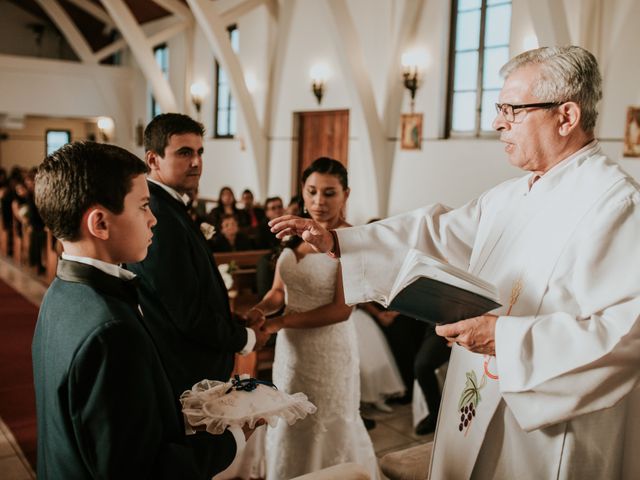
[145,177,256,355]
[61,253,136,280]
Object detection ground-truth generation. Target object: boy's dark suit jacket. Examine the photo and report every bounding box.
[32,259,236,479]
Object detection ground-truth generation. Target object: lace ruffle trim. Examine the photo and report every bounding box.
[180,377,317,435]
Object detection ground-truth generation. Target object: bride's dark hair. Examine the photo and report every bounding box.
[301,157,348,190]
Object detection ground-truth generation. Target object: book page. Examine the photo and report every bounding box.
[388,249,498,304]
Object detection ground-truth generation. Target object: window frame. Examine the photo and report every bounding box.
[150,43,169,119]
[445,0,512,138]
[213,24,238,139]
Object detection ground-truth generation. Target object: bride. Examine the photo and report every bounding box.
[246,157,380,480]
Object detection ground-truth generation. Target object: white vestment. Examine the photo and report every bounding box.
[337,142,640,479]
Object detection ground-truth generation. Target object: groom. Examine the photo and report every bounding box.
[269,46,640,478]
[127,113,270,474]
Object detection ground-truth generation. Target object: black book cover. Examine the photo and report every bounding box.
[388,276,501,325]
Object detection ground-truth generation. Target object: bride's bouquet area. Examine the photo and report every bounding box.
[180,374,317,435]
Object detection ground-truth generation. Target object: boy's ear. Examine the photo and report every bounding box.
[85,207,110,240]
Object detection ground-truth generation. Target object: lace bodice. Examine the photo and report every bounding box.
[279,248,338,311]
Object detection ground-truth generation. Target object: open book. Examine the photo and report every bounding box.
[380,249,501,325]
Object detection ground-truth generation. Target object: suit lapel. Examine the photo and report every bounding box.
[147,181,231,309]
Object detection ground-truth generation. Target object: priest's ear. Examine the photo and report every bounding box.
[84,206,110,240]
[557,101,581,136]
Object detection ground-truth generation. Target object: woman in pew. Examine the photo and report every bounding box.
[247,158,380,480]
[206,186,248,231]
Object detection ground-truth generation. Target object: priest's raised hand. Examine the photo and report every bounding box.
[268,214,335,254]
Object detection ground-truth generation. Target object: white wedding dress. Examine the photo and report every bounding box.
[266,248,380,480]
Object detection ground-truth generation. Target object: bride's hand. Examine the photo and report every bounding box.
[263,316,284,334]
[268,215,335,253]
[245,307,266,328]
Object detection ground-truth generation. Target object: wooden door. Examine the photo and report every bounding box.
[292,110,349,194]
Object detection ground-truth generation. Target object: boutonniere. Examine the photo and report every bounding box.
[200,222,216,240]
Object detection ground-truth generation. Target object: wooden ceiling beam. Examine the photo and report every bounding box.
[100,0,178,113]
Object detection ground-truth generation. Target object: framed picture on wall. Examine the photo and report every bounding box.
[400,113,423,150]
[623,106,640,157]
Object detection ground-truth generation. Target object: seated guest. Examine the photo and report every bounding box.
[255,196,285,297]
[255,196,284,250]
[358,302,426,405]
[186,186,208,227]
[413,326,451,435]
[352,305,405,412]
[206,186,248,230]
[240,188,265,229]
[285,194,303,216]
[23,170,46,274]
[209,214,253,252]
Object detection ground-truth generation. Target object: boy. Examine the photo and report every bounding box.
[32,142,236,479]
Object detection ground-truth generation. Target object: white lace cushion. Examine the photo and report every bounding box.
[180,378,317,435]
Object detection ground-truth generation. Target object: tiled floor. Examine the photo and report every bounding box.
[0,255,431,479]
[363,402,433,461]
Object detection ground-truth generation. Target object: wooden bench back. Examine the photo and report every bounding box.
[213,249,271,268]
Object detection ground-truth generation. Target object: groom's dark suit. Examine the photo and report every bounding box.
[127,181,248,471]
[128,181,248,392]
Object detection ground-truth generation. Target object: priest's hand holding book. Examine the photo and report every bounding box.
[435,314,498,355]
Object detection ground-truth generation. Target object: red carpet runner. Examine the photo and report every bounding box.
[0,278,38,470]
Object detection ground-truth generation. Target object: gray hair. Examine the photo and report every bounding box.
[500,46,602,132]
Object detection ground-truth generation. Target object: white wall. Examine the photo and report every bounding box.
[0,55,134,152]
[0,0,639,223]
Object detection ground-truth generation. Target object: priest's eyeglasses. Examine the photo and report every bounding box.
[494,102,562,123]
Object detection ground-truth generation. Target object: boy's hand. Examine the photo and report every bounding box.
[243,419,266,440]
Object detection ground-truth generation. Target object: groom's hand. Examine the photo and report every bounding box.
[269,215,334,253]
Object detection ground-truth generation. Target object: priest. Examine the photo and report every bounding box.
[269,45,640,478]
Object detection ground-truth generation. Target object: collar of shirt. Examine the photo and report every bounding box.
[147,177,190,206]
[528,139,599,192]
[61,253,136,281]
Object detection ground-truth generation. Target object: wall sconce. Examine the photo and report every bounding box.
[190,82,208,118]
[97,116,114,142]
[401,49,428,111]
[309,63,329,105]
